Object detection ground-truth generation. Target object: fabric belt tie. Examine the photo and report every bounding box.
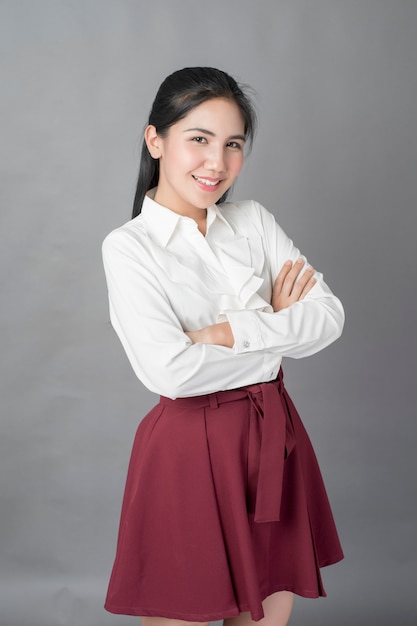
[244,376,296,522]
[160,369,296,524]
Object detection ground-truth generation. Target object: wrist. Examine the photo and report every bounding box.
[216,321,234,348]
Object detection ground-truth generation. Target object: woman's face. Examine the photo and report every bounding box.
[146,98,246,217]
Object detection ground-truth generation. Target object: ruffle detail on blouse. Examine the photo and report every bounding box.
[149,229,273,313]
[215,234,273,310]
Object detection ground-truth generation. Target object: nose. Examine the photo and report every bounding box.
[204,145,226,173]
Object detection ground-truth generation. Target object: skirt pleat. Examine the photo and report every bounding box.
[105,372,343,622]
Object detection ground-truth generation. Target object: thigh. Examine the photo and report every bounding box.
[223,591,294,626]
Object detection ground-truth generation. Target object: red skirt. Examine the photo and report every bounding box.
[105,370,343,622]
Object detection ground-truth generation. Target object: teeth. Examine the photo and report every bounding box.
[193,176,220,186]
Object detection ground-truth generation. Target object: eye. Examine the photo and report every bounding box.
[227,141,243,150]
[191,136,208,144]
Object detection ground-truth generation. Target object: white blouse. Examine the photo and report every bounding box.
[102,194,344,399]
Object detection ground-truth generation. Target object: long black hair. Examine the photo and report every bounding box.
[132,67,257,218]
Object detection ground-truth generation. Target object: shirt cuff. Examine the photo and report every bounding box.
[224,310,264,354]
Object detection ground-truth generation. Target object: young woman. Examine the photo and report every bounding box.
[102,67,344,626]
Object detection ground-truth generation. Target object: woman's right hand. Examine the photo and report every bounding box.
[272,259,316,312]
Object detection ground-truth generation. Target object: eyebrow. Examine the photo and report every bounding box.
[183,127,246,142]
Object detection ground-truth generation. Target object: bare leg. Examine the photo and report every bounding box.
[141,619,209,626]
[223,591,294,626]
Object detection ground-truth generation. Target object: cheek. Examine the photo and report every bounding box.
[175,145,202,169]
[230,153,245,176]
[163,141,194,168]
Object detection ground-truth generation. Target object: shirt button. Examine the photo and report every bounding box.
[243,340,251,349]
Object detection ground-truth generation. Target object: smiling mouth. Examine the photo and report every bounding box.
[192,175,222,187]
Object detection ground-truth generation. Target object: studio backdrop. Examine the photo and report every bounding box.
[1,1,416,625]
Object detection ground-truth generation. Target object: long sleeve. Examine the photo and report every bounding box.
[224,202,345,357]
[102,198,344,399]
[103,231,282,399]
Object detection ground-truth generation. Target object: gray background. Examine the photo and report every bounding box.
[1,1,416,625]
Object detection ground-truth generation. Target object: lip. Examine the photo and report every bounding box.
[192,174,223,192]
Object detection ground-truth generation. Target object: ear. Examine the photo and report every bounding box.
[144,125,162,159]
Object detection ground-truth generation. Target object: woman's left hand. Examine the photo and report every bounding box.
[272,259,316,312]
[187,259,316,346]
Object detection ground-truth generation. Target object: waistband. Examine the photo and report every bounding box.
[160,370,295,523]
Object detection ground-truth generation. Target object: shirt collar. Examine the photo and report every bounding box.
[140,191,234,247]
[141,193,182,247]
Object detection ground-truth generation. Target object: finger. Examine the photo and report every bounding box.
[289,265,314,298]
[282,258,306,295]
[274,260,293,293]
[293,264,314,292]
[296,270,316,301]
[297,281,316,302]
